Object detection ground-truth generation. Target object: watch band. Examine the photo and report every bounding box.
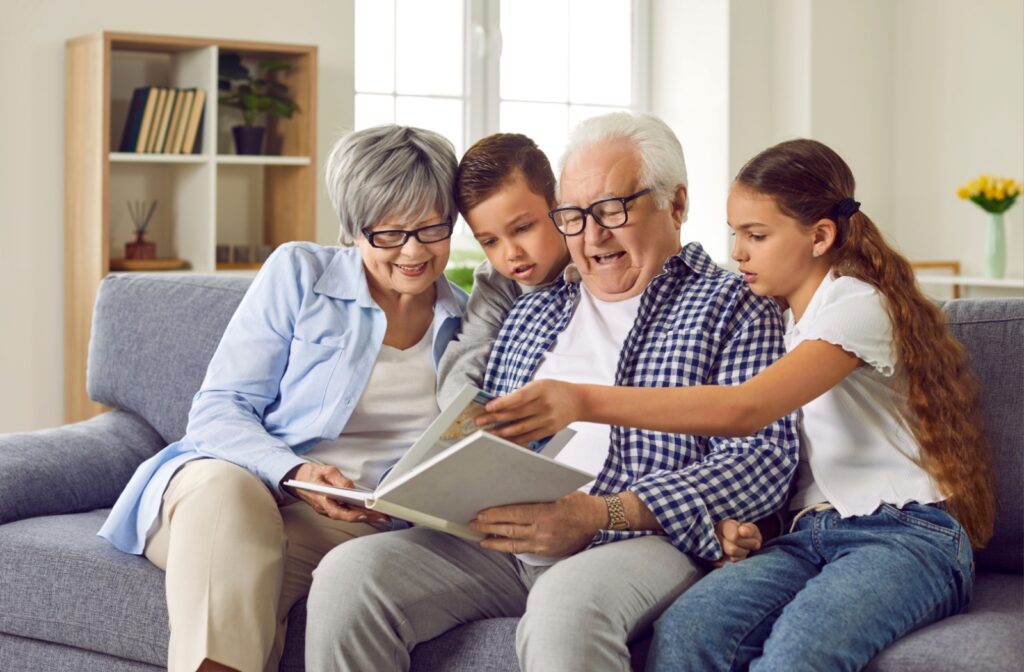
[603,494,630,530]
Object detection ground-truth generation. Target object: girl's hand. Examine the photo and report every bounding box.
[475,379,583,445]
[285,463,390,525]
[713,519,762,568]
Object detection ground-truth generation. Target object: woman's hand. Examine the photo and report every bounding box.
[475,379,584,445]
[285,463,390,525]
[713,519,762,568]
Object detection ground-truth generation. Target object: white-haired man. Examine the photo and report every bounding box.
[304,113,799,672]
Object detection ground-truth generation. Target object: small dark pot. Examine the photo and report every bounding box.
[232,126,266,155]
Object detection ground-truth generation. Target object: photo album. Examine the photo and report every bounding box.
[285,385,593,540]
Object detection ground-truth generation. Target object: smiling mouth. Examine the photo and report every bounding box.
[395,261,429,274]
[592,252,626,265]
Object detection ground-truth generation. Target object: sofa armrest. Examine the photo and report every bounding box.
[0,410,166,524]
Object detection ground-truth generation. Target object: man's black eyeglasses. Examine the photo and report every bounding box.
[548,188,652,236]
[362,221,454,249]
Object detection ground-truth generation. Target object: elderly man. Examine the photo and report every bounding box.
[304,113,799,672]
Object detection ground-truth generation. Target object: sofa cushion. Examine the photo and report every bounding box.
[943,299,1024,573]
[88,274,251,444]
[866,572,1024,671]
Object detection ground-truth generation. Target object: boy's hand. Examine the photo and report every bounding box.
[475,379,582,445]
[714,519,762,568]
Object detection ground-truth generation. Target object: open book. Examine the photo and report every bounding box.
[285,385,593,541]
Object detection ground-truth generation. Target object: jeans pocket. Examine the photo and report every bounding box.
[880,503,960,540]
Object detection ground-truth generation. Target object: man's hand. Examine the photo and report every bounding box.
[284,463,390,525]
[475,379,584,445]
[469,491,604,558]
[714,519,762,568]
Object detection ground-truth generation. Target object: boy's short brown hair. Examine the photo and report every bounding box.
[454,133,556,219]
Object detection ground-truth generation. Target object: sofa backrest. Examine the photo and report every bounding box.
[88,273,250,445]
[942,299,1023,573]
[86,276,1023,572]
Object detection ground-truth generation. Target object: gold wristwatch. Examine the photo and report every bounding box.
[602,494,630,530]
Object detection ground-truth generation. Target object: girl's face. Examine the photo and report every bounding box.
[466,173,569,286]
[727,184,820,300]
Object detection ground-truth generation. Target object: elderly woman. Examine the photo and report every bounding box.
[99,125,465,672]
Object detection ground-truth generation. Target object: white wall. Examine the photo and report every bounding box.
[892,0,1024,278]
[724,0,1023,275]
[0,0,354,433]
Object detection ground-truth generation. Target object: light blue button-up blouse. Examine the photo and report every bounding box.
[99,242,467,554]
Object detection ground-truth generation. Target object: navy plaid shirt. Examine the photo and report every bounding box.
[483,243,799,561]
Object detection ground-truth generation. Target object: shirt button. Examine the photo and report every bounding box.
[344,397,355,406]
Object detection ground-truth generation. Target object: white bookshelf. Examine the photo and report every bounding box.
[65,31,318,422]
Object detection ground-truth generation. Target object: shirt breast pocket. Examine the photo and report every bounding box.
[277,338,345,429]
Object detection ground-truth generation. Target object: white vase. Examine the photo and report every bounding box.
[984,212,1006,279]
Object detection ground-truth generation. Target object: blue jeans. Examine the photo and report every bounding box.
[646,503,974,672]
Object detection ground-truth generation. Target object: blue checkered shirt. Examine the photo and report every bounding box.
[483,243,799,561]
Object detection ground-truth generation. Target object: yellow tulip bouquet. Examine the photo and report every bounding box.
[956,174,1022,214]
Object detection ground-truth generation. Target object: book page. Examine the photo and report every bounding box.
[377,430,593,528]
[379,384,495,487]
[282,480,374,508]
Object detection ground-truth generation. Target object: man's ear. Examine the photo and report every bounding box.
[670,184,687,230]
[812,218,838,256]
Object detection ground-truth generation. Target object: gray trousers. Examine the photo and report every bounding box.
[305,527,704,672]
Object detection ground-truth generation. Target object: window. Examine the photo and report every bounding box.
[354,0,648,165]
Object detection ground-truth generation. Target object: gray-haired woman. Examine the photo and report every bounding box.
[100,125,466,672]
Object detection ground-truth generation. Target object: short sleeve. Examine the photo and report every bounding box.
[799,276,895,376]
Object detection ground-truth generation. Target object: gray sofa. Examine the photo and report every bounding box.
[1,273,1021,672]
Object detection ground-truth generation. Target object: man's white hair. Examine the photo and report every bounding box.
[558,112,688,222]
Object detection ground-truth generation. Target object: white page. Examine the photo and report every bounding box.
[376,430,594,526]
[282,480,374,508]
[378,384,488,488]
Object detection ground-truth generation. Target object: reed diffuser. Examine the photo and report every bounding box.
[125,200,158,260]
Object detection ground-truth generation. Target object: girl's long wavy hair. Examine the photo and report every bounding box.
[736,139,995,548]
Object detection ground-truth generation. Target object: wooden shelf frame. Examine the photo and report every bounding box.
[65,31,318,422]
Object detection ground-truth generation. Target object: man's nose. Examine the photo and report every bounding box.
[583,214,610,245]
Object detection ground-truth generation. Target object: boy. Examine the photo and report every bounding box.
[437,134,570,406]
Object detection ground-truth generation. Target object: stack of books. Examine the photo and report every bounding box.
[118,86,206,154]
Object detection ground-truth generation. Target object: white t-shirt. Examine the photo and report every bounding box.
[786,271,943,516]
[519,283,643,565]
[305,329,439,489]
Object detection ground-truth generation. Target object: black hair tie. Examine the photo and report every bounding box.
[833,197,860,219]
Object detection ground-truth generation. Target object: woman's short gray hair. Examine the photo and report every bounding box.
[559,112,688,222]
[325,125,458,245]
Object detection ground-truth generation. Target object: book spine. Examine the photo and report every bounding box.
[152,88,177,153]
[184,89,206,154]
[118,87,147,153]
[134,87,159,153]
[144,88,168,153]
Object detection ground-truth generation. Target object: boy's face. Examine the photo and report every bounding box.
[466,173,569,286]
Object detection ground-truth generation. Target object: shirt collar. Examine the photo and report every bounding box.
[313,246,464,318]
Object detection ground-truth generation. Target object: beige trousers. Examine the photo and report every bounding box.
[144,458,378,672]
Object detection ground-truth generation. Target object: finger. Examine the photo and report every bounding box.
[504,428,556,446]
[484,387,534,413]
[475,504,538,525]
[479,536,534,555]
[320,468,355,489]
[469,520,532,538]
[490,418,545,439]
[713,559,726,569]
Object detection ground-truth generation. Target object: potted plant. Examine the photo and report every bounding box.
[218,52,298,155]
[956,174,1021,278]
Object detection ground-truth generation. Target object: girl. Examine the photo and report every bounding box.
[476,138,996,671]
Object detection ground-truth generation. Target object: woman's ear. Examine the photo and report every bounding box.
[811,218,838,257]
